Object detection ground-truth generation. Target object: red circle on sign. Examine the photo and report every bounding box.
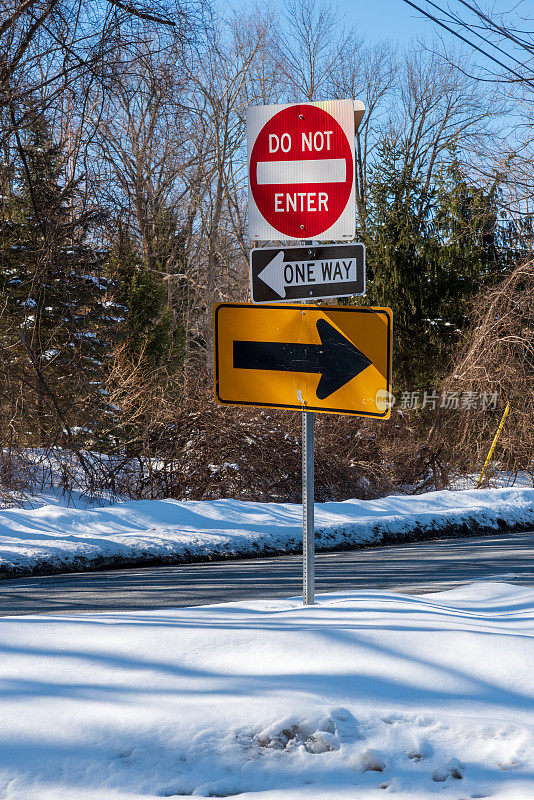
[250,104,353,238]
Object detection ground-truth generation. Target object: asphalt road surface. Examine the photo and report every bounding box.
[0,529,533,616]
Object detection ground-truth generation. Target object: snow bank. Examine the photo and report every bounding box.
[0,487,532,577]
[0,581,532,799]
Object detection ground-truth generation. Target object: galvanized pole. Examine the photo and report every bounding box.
[302,242,315,606]
[302,408,315,604]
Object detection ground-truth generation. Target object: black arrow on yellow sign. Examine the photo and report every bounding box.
[233,318,372,399]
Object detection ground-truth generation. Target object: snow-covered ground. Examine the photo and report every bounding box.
[0,487,532,577]
[0,581,532,799]
[450,471,533,490]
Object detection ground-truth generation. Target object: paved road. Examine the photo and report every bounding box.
[0,529,533,616]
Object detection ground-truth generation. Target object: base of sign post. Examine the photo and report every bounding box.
[302,409,315,605]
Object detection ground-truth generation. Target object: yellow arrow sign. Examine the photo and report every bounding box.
[214,303,392,417]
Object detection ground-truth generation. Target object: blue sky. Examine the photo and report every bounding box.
[226,0,532,76]
[225,0,432,45]
[337,0,430,44]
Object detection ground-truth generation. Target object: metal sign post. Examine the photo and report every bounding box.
[302,246,315,606]
[302,408,315,605]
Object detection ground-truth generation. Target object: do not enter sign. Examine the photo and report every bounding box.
[248,100,356,242]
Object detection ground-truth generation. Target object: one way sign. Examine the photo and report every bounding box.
[250,243,365,303]
[214,303,392,417]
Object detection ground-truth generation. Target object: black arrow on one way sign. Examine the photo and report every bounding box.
[233,319,372,399]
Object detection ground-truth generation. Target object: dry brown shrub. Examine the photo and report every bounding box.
[0,325,452,504]
[129,383,397,503]
[436,261,533,483]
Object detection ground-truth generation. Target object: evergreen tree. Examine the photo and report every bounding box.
[362,139,509,388]
[107,223,183,372]
[99,223,186,454]
[0,111,109,444]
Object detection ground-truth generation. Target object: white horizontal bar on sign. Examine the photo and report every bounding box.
[256,158,346,185]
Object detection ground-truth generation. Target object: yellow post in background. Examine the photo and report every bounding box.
[476,403,510,488]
